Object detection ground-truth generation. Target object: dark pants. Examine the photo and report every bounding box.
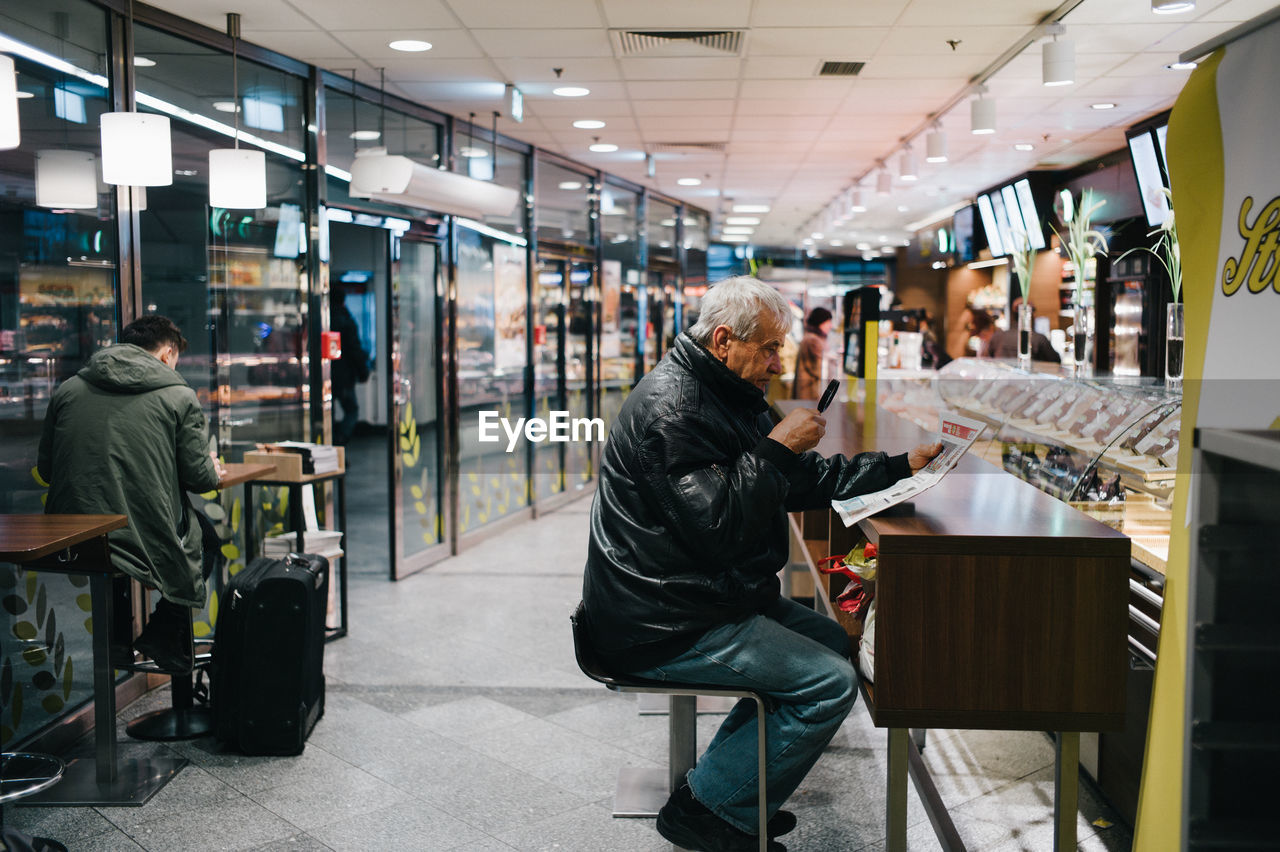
[334,383,359,445]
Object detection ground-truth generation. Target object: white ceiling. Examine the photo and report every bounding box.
[145,0,1277,250]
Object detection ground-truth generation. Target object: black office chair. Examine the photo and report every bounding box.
[570,602,772,851]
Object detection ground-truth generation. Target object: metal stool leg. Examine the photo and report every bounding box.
[755,695,767,852]
[1054,731,1079,852]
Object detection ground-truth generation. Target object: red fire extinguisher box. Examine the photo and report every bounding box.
[321,330,342,360]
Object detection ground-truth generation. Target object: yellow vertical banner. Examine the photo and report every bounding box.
[1135,15,1280,849]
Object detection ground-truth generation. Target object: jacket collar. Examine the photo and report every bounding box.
[670,333,770,415]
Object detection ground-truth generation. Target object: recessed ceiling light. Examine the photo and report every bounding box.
[554,86,590,97]
[722,226,754,235]
[558,181,582,191]
[349,130,381,141]
[1091,102,1117,110]
[732,204,770,213]
[572,119,605,129]
[896,205,909,213]
[1166,60,1198,71]
[725,217,760,225]
[133,56,156,67]
[1014,143,1035,151]
[676,178,701,186]
[811,232,824,240]
[856,242,872,251]
[881,246,896,254]
[389,39,432,52]
[212,101,240,113]
[828,239,844,246]
[802,238,814,245]
[588,142,617,152]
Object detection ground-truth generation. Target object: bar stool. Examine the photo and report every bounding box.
[121,593,215,741]
[1,751,68,851]
[569,602,772,852]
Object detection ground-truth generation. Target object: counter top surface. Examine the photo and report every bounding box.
[0,514,128,562]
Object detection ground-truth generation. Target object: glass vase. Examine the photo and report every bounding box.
[1017,302,1033,371]
[1165,302,1184,391]
[1072,302,1093,377]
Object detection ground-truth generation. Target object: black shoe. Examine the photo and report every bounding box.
[657,783,787,852]
[133,607,193,674]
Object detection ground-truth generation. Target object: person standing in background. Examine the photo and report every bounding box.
[792,306,832,400]
[331,290,370,445]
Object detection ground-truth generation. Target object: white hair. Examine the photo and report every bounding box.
[687,276,791,346]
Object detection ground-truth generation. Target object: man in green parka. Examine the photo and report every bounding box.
[38,315,224,672]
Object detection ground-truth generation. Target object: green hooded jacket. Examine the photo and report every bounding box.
[38,343,220,607]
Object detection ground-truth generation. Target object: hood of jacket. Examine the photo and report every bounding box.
[78,344,189,394]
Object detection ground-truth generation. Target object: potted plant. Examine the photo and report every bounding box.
[1119,189,1182,389]
[1055,188,1109,374]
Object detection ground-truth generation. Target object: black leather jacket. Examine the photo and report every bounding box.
[582,333,910,673]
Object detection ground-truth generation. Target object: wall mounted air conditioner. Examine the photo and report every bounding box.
[349,148,519,219]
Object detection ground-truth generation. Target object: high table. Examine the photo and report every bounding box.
[0,513,184,805]
[777,398,1129,851]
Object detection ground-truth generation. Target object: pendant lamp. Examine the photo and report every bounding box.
[925,124,948,163]
[971,90,996,135]
[1042,24,1074,87]
[36,150,98,208]
[100,112,173,185]
[876,166,892,196]
[0,55,19,150]
[208,13,266,208]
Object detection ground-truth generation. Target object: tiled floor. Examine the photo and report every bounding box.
[8,498,1133,851]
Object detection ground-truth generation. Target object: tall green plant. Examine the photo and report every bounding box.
[1008,227,1037,300]
[1054,188,1109,305]
[1118,188,1181,303]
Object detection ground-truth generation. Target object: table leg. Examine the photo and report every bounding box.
[88,574,117,784]
[887,727,908,852]
[669,694,697,792]
[1054,731,1080,852]
[336,476,348,637]
[245,483,258,561]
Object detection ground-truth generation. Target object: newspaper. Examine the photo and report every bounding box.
[831,412,986,527]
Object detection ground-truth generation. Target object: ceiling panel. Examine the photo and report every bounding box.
[630,99,737,116]
[750,0,912,28]
[332,30,484,60]
[618,58,743,81]
[297,0,463,30]
[626,80,739,100]
[493,58,622,82]
[898,0,1044,28]
[747,28,891,57]
[599,0,753,29]
[737,79,858,100]
[441,0,606,29]
[875,25,1029,55]
[470,28,615,58]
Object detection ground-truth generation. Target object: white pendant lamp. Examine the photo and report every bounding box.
[0,55,19,151]
[36,150,99,208]
[100,111,173,185]
[849,187,866,213]
[208,13,266,209]
[899,145,918,181]
[971,90,996,135]
[876,166,892,196]
[925,124,947,163]
[1042,24,1074,87]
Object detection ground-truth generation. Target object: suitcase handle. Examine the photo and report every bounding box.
[286,553,327,590]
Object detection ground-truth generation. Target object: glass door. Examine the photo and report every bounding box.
[565,260,596,488]
[389,237,446,579]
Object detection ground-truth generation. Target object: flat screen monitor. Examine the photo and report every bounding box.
[1128,129,1171,227]
[976,194,1004,257]
[1013,178,1047,249]
[952,204,976,263]
[273,203,303,259]
[989,191,1017,259]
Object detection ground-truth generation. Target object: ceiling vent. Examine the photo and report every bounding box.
[817,60,866,77]
[650,142,728,154]
[610,29,747,58]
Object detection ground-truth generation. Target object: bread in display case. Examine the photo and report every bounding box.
[878,358,1179,573]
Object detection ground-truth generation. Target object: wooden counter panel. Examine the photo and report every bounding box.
[873,551,1127,731]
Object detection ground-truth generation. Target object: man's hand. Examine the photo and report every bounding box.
[769,408,826,454]
[210,451,228,480]
[908,441,943,473]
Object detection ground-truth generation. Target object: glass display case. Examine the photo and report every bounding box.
[878,358,1180,572]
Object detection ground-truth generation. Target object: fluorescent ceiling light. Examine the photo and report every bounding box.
[212,100,240,113]
[16,90,34,99]
[1014,142,1035,151]
[676,177,701,186]
[1152,0,1195,13]
[811,231,824,240]
[1166,60,1198,71]
[458,146,489,157]
[553,86,590,97]
[660,218,676,226]
[588,142,617,152]
[720,234,749,242]
[350,130,381,141]
[572,119,605,129]
[722,226,753,234]
[389,40,432,52]
[967,257,1009,269]
[1091,102,1116,110]
[732,204,770,213]
[133,56,157,67]
[558,181,582,190]
[725,217,759,225]
[828,239,843,246]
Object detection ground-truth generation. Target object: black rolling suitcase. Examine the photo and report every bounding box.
[212,553,328,755]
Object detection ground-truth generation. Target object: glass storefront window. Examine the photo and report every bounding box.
[0,0,116,747]
[647,197,678,265]
[535,156,591,246]
[600,182,639,417]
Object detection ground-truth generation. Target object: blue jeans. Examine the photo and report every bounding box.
[632,597,857,834]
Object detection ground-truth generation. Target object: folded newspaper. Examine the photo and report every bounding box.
[832,412,986,527]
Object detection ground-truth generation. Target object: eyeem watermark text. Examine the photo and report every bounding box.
[478,411,605,452]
